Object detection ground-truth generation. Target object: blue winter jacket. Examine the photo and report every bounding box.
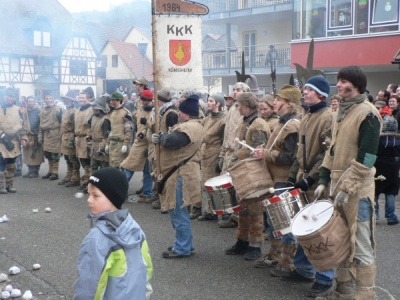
[74,209,152,300]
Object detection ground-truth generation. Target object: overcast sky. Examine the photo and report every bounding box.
[57,0,141,13]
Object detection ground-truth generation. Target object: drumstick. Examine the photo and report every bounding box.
[268,186,294,194]
[234,138,255,152]
[302,198,320,221]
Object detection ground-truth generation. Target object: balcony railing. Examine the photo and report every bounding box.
[197,0,293,13]
[202,43,291,71]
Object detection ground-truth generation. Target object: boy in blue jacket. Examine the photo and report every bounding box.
[74,167,153,300]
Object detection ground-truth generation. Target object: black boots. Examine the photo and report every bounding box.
[225,239,249,255]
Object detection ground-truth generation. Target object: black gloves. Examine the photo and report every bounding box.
[140,117,147,125]
[286,177,296,188]
[294,177,316,192]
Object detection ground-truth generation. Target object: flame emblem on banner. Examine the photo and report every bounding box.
[169,40,191,66]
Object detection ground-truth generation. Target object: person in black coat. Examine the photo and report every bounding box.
[374,107,400,225]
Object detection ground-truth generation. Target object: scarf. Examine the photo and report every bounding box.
[308,101,327,113]
[336,94,366,122]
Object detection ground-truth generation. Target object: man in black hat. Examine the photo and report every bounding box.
[152,94,204,258]
[0,87,27,193]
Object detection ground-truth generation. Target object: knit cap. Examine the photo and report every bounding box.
[179,94,199,116]
[88,167,128,209]
[304,76,330,98]
[83,87,94,99]
[293,78,303,89]
[140,90,153,101]
[91,96,108,113]
[374,101,386,110]
[157,89,172,102]
[210,93,225,108]
[111,92,123,101]
[276,84,302,104]
[381,114,398,132]
[233,82,250,92]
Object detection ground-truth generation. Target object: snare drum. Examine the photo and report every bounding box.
[204,173,241,215]
[229,158,273,201]
[291,200,350,272]
[264,189,309,238]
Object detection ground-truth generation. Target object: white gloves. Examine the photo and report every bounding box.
[121,145,128,154]
[314,184,325,199]
[105,145,109,154]
[152,133,160,144]
[335,191,349,206]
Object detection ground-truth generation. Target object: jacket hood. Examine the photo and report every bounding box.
[89,209,144,249]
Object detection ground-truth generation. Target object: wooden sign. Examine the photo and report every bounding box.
[155,0,209,15]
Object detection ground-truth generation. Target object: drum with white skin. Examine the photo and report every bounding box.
[204,173,240,215]
[291,200,351,272]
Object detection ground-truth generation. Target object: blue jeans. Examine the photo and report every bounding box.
[123,159,153,197]
[294,245,334,285]
[0,157,16,171]
[355,198,374,266]
[374,194,398,222]
[169,176,194,255]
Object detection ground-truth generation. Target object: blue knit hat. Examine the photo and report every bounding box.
[179,94,199,117]
[304,76,330,98]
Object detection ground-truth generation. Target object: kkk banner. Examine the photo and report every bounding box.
[153,1,208,90]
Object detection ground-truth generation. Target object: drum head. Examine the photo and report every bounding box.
[291,200,334,237]
[204,173,233,190]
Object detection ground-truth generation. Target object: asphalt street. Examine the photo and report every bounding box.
[0,161,399,299]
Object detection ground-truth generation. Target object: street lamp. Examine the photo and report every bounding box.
[137,41,148,77]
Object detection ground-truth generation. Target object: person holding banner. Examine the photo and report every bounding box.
[314,66,381,299]
[152,94,204,258]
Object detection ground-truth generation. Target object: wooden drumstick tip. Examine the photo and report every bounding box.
[268,187,275,193]
[302,214,309,220]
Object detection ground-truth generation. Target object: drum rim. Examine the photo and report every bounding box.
[291,200,334,237]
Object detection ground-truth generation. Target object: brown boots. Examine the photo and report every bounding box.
[316,263,376,300]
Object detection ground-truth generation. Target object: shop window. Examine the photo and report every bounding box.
[372,0,398,24]
[329,0,353,29]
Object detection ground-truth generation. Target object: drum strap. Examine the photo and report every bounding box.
[157,150,198,194]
